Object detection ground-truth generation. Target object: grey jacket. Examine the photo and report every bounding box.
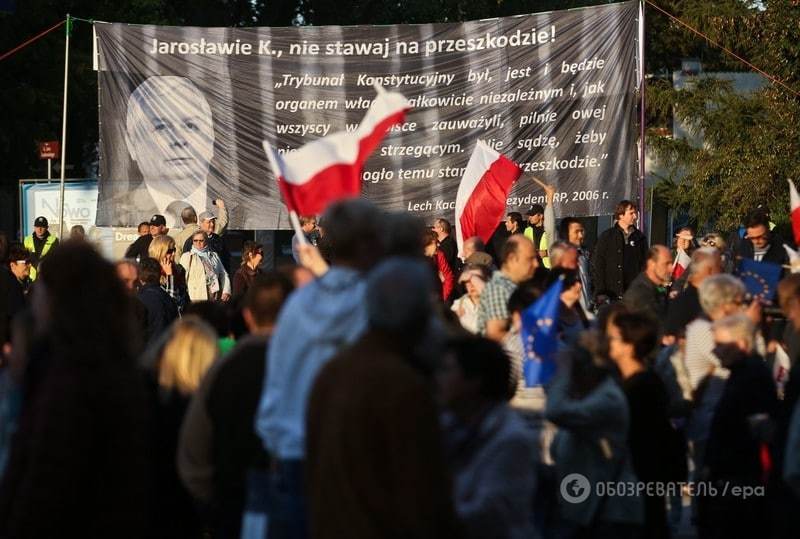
[545,373,644,527]
[443,404,538,539]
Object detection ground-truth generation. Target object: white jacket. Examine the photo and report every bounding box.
[179,250,231,301]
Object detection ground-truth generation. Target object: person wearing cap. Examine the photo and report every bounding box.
[23,216,59,281]
[186,210,231,273]
[523,204,551,268]
[125,214,168,262]
[451,265,490,333]
[174,201,229,257]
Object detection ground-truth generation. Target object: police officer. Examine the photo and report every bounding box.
[23,216,59,280]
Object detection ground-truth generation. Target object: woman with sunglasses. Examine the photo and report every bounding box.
[149,235,189,313]
[179,231,231,303]
[232,241,264,297]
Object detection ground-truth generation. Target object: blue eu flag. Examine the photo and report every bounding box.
[737,258,782,305]
[520,277,564,387]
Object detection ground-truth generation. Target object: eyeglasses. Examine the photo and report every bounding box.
[193,239,206,244]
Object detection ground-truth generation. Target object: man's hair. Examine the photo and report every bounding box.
[320,199,383,270]
[244,272,294,327]
[712,313,756,351]
[500,234,529,265]
[435,218,452,235]
[138,222,150,232]
[699,274,746,315]
[115,259,139,273]
[8,243,30,264]
[614,200,635,221]
[549,241,576,268]
[646,245,668,263]
[447,336,513,402]
[744,209,770,229]
[612,311,658,361]
[138,257,161,285]
[181,207,198,225]
[558,217,582,241]
[547,266,580,289]
[463,236,486,253]
[383,211,427,258]
[507,212,524,231]
[366,258,433,337]
[688,247,721,277]
[528,204,545,217]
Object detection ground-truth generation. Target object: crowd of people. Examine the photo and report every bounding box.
[1,194,800,538]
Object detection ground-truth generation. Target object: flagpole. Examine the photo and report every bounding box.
[638,0,647,237]
[57,14,71,240]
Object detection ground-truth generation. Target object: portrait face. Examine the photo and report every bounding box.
[618,206,637,228]
[125,76,215,193]
[507,239,538,283]
[528,213,543,226]
[568,222,585,246]
[200,218,216,234]
[746,224,769,250]
[10,259,31,281]
[505,216,516,233]
[34,225,47,238]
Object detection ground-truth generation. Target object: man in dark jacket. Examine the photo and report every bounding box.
[734,209,790,267]
[622,245,672,324]
[1,245,31,346]
[663,247,722,340]
[433,218,459,274]
[592,200,648,302]
[125,214,168,262]
[137,257,178,344]
[701,314,777,538]
[178,272,294,539]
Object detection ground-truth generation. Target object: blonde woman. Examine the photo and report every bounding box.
[149,235,189,313]
[153,316,219,536]
[158,316,218,395]
[179,231,231,302]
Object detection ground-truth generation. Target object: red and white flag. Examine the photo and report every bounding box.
[672,248,691,280]
[790,180,800,246]
[455,141,522,256]
[263,85,409,216]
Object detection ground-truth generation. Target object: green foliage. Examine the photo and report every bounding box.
[647,0,800,230]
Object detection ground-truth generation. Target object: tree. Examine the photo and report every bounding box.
[646,0,800,230]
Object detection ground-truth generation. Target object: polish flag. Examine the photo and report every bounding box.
[672,249,691,280]
[455,141,522,256]
[790,180,800,246]
[263,85,409,216]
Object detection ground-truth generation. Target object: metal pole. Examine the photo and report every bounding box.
[638,1,647,237]
[57,14,71,240]
[47,159,52,180]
